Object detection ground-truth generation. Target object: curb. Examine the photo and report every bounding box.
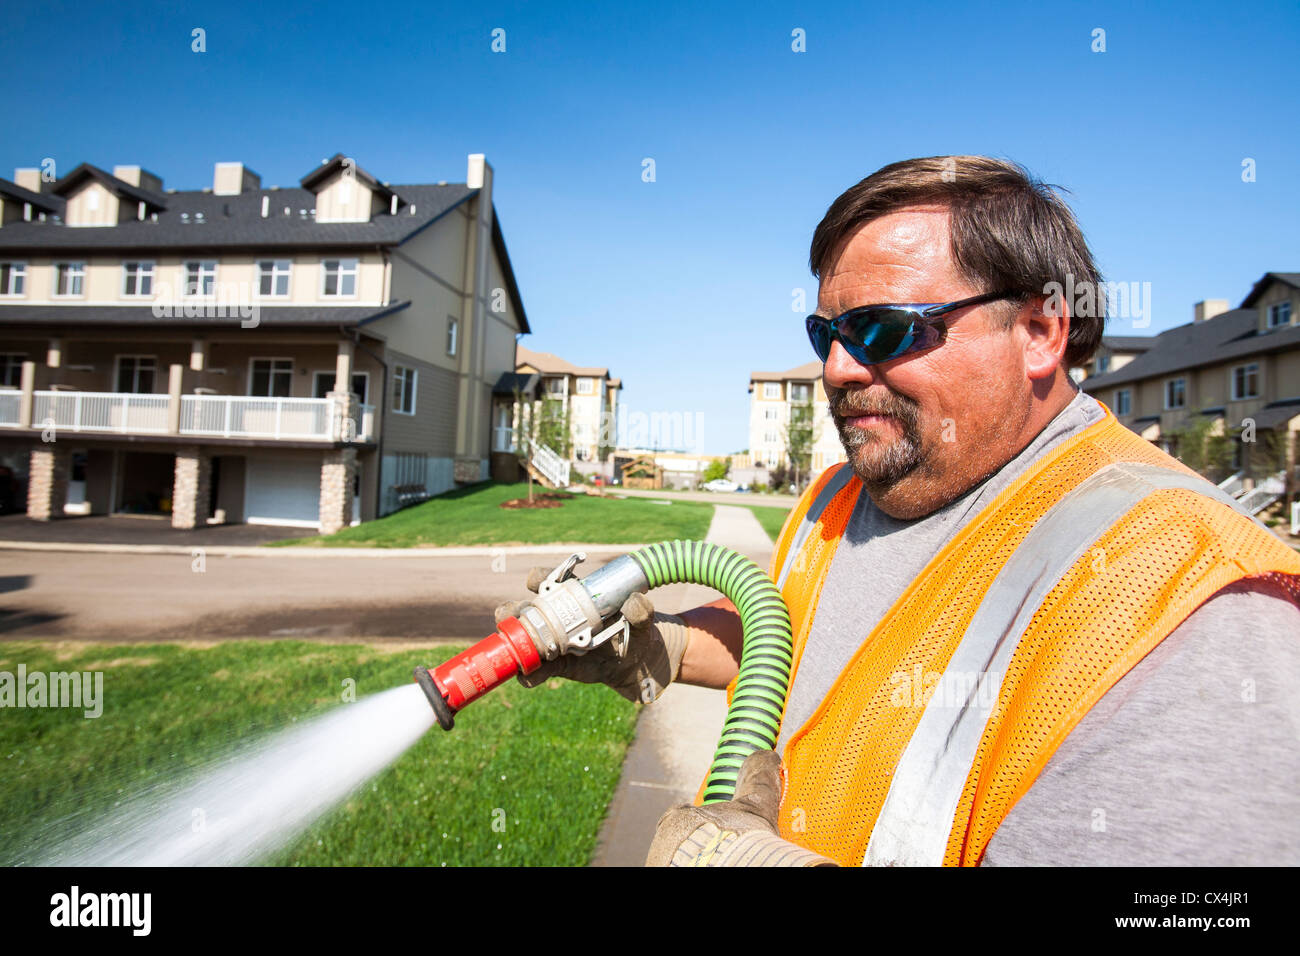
[0,540,654,558]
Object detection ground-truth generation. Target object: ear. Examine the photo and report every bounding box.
[1022,294,1070,381]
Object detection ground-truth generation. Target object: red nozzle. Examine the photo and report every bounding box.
[416,616,542,730]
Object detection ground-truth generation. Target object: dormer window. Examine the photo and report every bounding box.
[53,262,85,297]
[1268,302,1291,328]
[184,261,217,296]
[321,258,358,297]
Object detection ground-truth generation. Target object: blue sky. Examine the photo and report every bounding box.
[4,0,1298,453]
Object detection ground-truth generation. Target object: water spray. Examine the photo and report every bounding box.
[416,540,794,803]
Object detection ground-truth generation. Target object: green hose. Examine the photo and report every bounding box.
[627,540,794,804]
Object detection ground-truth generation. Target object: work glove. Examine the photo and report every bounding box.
[493,566,690,704]
[645,750,837,867]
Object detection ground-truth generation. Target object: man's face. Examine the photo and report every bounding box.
[816,205,1033,516]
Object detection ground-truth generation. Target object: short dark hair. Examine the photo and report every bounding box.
[809,156,1104,369]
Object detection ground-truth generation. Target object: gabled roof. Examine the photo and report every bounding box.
[300,153,405,209]
[0,182,474,253]
[0,177,64,215]
[516,346,610,378]
[1245,397,1300,431]
[1241,272,1300,308]
[491,209,529,334]
[1099,335,1155,352]
[750,360,822,383]
[1082,306,1300,390]
[51,163,168,212]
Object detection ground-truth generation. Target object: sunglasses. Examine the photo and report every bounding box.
[805,289,1021,366]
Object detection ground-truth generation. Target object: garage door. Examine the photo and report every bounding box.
[245,456,321,527]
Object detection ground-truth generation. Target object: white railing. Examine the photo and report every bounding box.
[181,395,334,440]
[1,391,374,442]
[1237,471,1286,516]
[32,391,171,433]
[1218,471,1245,497]
[531,442,569,487]
[0,391,20,427]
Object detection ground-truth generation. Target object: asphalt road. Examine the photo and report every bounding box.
[0,548,655,643]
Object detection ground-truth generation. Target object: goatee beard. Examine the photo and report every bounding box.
[826,385,924,486]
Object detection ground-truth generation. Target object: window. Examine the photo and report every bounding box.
[763,383,781,400]
[544,377,565,396]
[1231,363,1259,400]
[576,377,595,395]
[447,317,458,357]
[0,262,25,296]
[764,429,779,444]
[1096,353,1111,374]
[392,365,417,414]
[184,261,217,296]
[1164,378,1186,410]
[0,354,25,388]
[257,260,292,297]
[1268,302,1292,328]
[321,258,358,297]
[789,383,812,402]
[115,356,156,394]
[54,262,85,297]
[249,358,293,397]
[764,407,779,421]
[312,371,369,403]
[1114,389,1131,416]
[122,261,154,297]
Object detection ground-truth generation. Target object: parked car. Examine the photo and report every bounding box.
[702,478,739,493]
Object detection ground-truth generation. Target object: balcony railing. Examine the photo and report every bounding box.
[0,391,374,443]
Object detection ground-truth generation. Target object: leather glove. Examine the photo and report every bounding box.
[493,565,690,704]
[645,750,837,867]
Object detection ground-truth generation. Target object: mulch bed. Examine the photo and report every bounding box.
[499,493,574,510]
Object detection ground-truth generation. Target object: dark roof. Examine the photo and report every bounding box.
[493,371,540,396]
[491,208,529,334]
[1241,272,1300,308]
[1132,415,1161,424]
[0,177,64,214]
[0,183,474,253]
[1243,398,1300,431]
[1081,307,1300,390]
[51,163,168,211]
[0,301,409,328]
[1100,335,1155,352]
[300,153,404,208]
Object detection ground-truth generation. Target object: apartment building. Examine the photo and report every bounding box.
[513,346,621,462]
[748,360,845,477]
[1081,273,1300,483]
[0,152,528,531]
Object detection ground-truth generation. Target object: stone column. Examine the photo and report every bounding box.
[27,445,70,520]
[172,445,212,529]
[319,447,357,534]
[328,391,359,442]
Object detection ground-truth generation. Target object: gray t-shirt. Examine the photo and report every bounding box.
[778,389,1300,865]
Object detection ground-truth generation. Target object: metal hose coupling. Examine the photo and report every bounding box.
[415,540,794,803]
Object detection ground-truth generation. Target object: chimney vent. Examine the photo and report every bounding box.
[13,168,41,192]
[213,162,261,196]
[1194,299,1229,323]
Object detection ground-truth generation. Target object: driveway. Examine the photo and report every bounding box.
[0,513,304,547]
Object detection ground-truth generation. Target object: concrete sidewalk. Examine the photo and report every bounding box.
[591,504,774,866]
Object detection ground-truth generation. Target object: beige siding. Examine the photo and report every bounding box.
[64,182,119,227]
[379,208,470,366]
[383,349,459,457]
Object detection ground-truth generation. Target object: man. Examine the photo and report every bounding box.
[501,156,1300,866]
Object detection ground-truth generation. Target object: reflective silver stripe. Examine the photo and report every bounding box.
[775,466,857,590]
[862,461,1253,867]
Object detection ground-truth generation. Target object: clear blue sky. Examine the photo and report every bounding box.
[4,0,1297,454]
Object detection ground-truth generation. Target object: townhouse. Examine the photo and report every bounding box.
[0,152,528,531]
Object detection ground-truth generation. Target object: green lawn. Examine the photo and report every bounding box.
[0,640,638,866]
[746,504,793,543]
[273,481,715,547]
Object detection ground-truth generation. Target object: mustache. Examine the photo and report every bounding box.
[826,387,918,423]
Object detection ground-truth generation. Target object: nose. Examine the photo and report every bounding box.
[823,337,881,391]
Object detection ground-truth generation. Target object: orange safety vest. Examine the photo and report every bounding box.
[723,405,1300,866]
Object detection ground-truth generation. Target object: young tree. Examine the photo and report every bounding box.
[702,458,730,483]
[784,401,817,491]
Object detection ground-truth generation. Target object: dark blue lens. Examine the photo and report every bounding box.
[806,316,832,361]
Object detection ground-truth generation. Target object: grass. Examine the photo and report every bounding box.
[746,504,793,543]
[0,640,639,866]
[272,481,715,548]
